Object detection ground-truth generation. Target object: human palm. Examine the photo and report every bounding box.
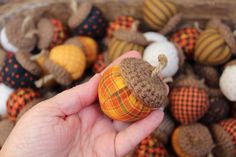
[0,52,165,157]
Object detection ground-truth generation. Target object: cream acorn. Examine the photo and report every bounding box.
[0,119,14,148]
[0,16,37,53]
[143,0,182,35]
[143,32,168,43]
[0,84,14,117]
[220,60,236,101]
[98,55,169,122]
[68,2,108,39]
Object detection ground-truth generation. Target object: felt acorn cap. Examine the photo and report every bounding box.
[206,18,236,54]
[120,55,168,108]
[172,123,214,157]
[68,1,93,29]
[0,119,14,147]
[64,37,84,51]
[5,16,37,52]
[159,13,182,35]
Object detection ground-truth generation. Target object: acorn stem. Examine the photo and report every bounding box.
[71,0,78,14]
[130,20,140,32]
[35,74,54,88]
[21,16,33,34]
[151,54,168,78]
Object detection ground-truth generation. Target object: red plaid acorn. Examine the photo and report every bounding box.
[92,53,109,74]
[98,55,169,122]
[133,135,168,157]
[211,118,236,157]
[170,73,209,124]
[7,88,40,122]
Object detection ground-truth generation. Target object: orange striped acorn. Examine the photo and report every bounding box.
[98,54,169,122]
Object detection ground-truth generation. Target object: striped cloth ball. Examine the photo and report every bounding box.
[134,135,168,157]
[170,86,209,124]
[7,88,40,121]
[170,27,200,59]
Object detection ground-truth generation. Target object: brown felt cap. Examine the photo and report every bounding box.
[120,58,168,108]
[160,13,182,35]
[0,119,14,147]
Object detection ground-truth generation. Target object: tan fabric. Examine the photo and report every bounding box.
[160,13,182,35]
[0,119,14,147]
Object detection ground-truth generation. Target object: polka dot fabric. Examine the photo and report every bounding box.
[7,88,40,121]
[74,6,107,39]
[219,119,236,148]
[170,87,209,124]
[1,54,39,89]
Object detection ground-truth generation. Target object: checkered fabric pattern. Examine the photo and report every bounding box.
[92,54,107,74]
[170,27,200,58]
[7,88,39,121]
[219,119,236,147]
[170,87,209,124]
[134,135,168,157]
[98,66,151,122]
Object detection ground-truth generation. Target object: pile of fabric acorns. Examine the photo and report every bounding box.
[0,0,235,157]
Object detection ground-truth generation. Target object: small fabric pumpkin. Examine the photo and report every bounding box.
[134,135,168,157]
[0,16,37,53]
[98,56,168,122]
[143,32,168,43]
[172,123,214,157]
[92,53,109,74]
[37,18,68,50]
[0,119,14,147]
[107,16,140,38]
[170,27,200,59]
[194,19,236,65]
[0,84,14,117]
[220,60,236,101]
[108,30,148,62]
[170,75,209,124]
[143,0,182,35]
[7,88,40,121]
[68,2,108,39]
[211,118,236,157]
[1,52,42,89]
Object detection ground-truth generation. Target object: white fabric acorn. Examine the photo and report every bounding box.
[143,42,179,77]
[220,62,236,101]
[143,32,168,43]
[0,28,18,53]
[0,84,14,117]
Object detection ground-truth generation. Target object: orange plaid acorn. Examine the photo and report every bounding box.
[98,55,169,122]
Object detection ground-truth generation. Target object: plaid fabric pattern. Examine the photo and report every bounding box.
[219,119,236,147]
[98,66,151,122]
[134,135,168,157]
[170,87,209,124]
[171,27,200,58]
[7,88,39,121]
[92,54,107,74]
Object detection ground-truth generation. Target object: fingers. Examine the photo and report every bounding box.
[113,121,131,132]
[115,110,164,157]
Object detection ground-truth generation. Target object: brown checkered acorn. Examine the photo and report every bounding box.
[92,53,109,74]
[172,123,214,157]
[210,118,236,157]
[0,119,14,148]
[98,55,169,122]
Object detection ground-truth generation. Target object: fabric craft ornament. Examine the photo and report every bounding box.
[170,27,200,59]
[133,135,168,157]
[211,118,236,157]
[35,45,86,87]
[1,52,42,89]
[0,16,37,53]
[143,0,182,35]
[68,2,108,39]
[0,119,14,148]
[98,55,169,122]
[170,74,209,124]
[108,29,148,62]
[194,19,236,65]
[0,84,14,117]
[7,88,40,122]
[92,53,109,74]
[143,32,168,43]
[37,18,68,50]
[220,60,236,101]
[172,123,214,157]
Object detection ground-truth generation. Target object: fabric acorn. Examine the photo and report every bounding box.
[143,32,168,43]
[68,2,108,39]
[98,55,169,122]
[194,19,236,65]
[0,119,14,148]
[64,36,98,66]
[35,45,86,87]
[37,18,68,50]
[220,60,236,101]
[170,74,209,124]
[92,53,109,74]
[7,88,40,122]
[211,118,236,157]
[133,135,168,157]
[143,0,182,35]
[0,16,37,53]
[108,29,148,62]
[172,123,214,157]
[107,16,140,38]
[0,84,14,117]
[171,27,200,59]
[1,52,42,89]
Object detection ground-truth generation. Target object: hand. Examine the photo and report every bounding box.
[0,51,165,157]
